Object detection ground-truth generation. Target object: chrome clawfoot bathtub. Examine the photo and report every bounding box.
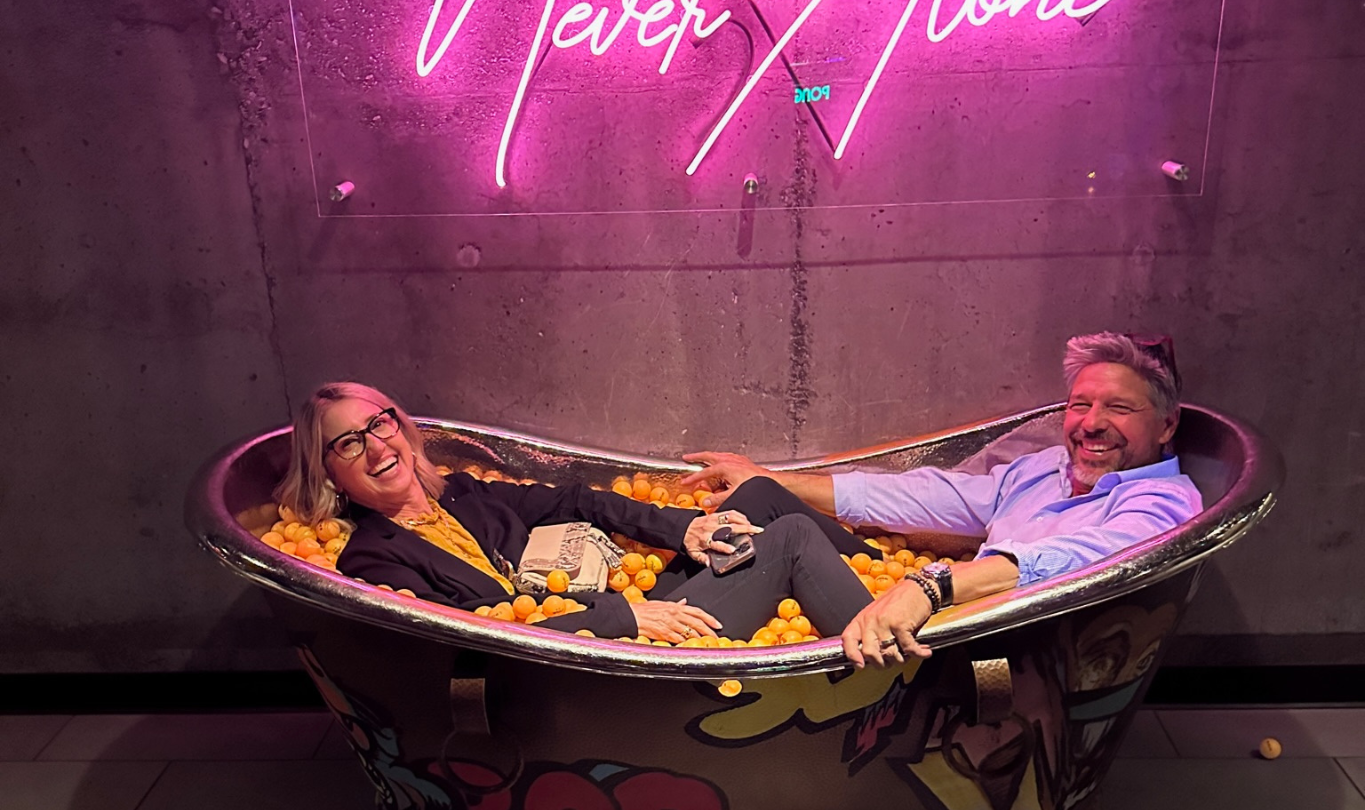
[186,404,1282,810]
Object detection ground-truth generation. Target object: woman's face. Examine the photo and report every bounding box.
[320,397,419,512]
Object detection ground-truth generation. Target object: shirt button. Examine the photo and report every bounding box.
[1034,516,1044,522]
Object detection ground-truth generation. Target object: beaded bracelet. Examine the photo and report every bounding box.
[904,572,942,614]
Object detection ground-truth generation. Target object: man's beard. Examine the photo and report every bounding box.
[1067,430,1129,490]
[1068,459,1109,490]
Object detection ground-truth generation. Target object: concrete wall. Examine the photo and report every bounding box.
[1,0,1360,672]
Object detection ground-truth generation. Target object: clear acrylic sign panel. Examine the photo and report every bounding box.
[290,0,1226,216]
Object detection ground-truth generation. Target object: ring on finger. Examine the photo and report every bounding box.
[685,627,699,638]
[878,637,898,649]
[716,513,729,525]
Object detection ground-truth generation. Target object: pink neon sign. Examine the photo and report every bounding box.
[417,0,1114,187]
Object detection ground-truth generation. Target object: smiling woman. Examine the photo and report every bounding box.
[272,382,874,644]
[320,401,431,520]
[274,383,447,528]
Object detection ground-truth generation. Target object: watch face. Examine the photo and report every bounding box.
[922,562,950,577]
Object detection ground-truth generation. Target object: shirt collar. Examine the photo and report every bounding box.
[1057,451,1182,496]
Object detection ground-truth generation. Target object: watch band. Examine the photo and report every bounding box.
[919,562,954,607]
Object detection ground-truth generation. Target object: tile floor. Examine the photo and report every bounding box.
[0,707,1362,809]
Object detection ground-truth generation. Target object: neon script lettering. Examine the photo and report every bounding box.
[416,0,1113,184]
[420,0,730,76]
[419,0,731,187]
[832,0,1112,158]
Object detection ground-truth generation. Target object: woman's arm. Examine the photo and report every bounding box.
[535,592,638,638]
[342,528,726,642]
[537,596,722,643]
[453,475,702,552]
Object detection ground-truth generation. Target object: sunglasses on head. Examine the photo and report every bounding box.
[1124,333,1181,394]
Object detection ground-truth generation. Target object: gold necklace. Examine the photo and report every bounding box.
[399,498,443,528]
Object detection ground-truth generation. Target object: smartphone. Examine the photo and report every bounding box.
[708,537,755,575]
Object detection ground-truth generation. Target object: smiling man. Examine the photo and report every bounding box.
[681,332,1203,668]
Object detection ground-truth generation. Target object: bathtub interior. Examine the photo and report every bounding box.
[220,405,1241,579]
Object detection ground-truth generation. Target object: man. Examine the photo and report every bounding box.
[680,332,1203,668]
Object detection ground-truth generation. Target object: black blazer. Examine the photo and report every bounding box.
[336,474,702,638]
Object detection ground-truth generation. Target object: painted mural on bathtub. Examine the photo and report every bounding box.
[300,646,730,810]
[296,593,1176,810]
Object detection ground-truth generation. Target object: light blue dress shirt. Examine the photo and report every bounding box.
[832,446,1203,586]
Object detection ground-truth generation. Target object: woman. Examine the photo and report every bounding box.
[275,383,872,642]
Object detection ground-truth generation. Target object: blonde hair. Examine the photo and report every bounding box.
[273,382,447,524]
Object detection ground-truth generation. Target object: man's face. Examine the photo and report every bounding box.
[1063,363,1178,494]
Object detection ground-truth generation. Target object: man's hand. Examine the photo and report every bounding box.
[841,580,936,669]
[682,510,762,566]
[629,598,723,643]
[680,452,772,509]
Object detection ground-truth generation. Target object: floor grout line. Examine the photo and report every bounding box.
[1336,758,1365,801]
[29,715,77,762]
[1152,710,1184,759]
[130,761,172,810]
[309,715,337,760]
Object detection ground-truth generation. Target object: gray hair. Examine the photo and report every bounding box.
[1063,332,1180,418]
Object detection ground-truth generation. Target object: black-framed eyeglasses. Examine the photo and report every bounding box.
[324,408,400,460]
[1125,333,1182,394]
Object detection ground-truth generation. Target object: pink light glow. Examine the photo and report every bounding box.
[836,0,1115,160]
[420,0,732,188]
[834,0,922,160]
[926,0,1112,41]
[660,0,731,74]
[424,0,732,74]
[419,0,1117,185]
[416,0,478,77]
[685,0,826,176]
[497,0,557,188]
[553,0,639,54]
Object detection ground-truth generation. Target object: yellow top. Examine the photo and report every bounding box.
[398,498,515,595]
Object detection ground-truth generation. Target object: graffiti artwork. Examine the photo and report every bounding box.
[300,645,731,810]
[294,584,1184,810]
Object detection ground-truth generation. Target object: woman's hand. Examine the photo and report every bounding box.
[629,598,723,643]
[679,452,772,509]
[840,580,935,669]
[682,510,762,566]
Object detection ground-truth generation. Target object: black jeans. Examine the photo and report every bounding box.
[714,475,872,557]
[653,477,872,639]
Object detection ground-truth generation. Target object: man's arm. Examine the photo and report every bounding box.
[679,452,838,514]
[843,480,1202,668]
[681,452,1012,536]
[982,481,1201,586]
[841,554,1019,668]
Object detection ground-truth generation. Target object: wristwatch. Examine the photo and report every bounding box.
[917,561,954,608]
